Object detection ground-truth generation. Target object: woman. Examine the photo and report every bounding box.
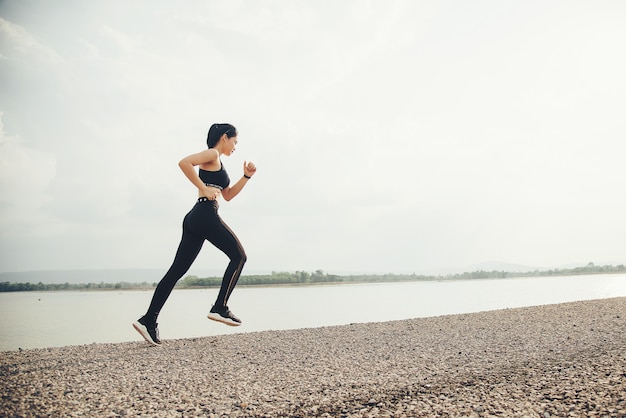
[133,123,256,346]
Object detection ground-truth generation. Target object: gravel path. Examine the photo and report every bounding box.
[1,297,625,417]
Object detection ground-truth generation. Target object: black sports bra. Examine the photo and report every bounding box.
[199,163,230,190]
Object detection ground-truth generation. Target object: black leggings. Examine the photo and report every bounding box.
[145,198,246,320]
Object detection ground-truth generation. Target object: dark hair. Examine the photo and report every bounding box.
[207,123,237,148]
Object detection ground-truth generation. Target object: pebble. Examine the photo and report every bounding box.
[1,297,625,417]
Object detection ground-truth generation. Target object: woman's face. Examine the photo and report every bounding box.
[224,135,238,156]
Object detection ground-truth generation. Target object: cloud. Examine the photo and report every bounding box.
[0,17,62,63]
[0,113,57,233]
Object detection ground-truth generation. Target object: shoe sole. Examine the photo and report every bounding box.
[132,322,161,346]
[207,313,241,327]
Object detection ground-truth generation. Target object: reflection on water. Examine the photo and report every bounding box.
[1,274,625,351]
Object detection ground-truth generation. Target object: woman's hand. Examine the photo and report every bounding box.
[202,185,222,201]
[221,161,257,201]
[243,161,257,178]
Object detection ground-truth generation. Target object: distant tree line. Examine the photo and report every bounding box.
[177,263,626,287]
[1,263,624,292]
[178,269,340,287]
[446,262,626,280]
[0,281,156,292]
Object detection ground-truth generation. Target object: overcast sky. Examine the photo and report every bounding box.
[1,0,625,276]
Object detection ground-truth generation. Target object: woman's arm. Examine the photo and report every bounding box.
[178,149,222,200]
[221,161,257,201]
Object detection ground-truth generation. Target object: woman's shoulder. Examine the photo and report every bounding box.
[200,148,220,159]
[197,148,221,171]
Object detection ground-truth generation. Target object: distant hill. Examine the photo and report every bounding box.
[465,261,545,273]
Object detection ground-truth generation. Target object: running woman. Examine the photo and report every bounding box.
[133,123,256,346]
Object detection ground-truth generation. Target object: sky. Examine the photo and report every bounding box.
[1,0,625,276]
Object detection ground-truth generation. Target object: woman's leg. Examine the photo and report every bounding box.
[144,216,204,320]
[134,207,206,345]
[206,216,247,308]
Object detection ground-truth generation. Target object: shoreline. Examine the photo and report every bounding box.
[2,297,625,417]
